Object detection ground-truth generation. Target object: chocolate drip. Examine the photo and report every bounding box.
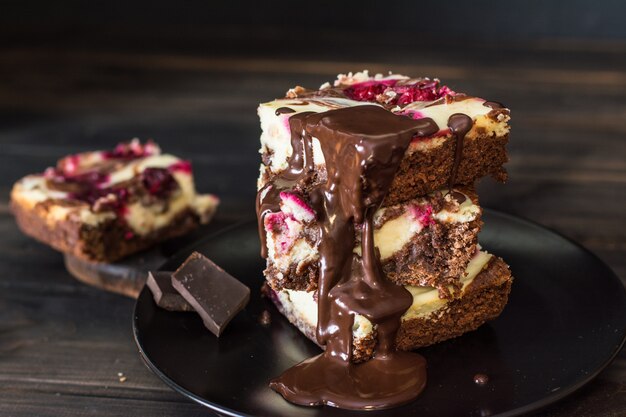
[483,101,504,109]
[447,113,473,188]
[262,106,437,409]
[268,210,427,409]
[275,107,296,115]
[450,190,467,204]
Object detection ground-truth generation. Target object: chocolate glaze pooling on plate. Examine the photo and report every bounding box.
[258,105,445,409]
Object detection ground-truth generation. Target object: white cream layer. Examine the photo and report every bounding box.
[258,97,375,176]
[11,154,219,234]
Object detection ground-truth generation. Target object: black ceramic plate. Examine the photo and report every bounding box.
[133,210,626,417]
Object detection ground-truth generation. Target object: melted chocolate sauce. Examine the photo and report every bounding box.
[450,190,467,204]
[275,107,296,115]
[258,106,437,409]
[474,373,490,386]
[447,113,473,188]
[483,101,504,109]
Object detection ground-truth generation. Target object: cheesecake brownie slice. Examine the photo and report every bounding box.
[11,139,219,262]
[266,251,513,363]
[257,71,510,206]
[262,186,482,297]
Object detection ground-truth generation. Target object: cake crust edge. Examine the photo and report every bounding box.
[10,197,216,263]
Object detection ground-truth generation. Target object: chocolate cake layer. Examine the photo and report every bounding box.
[396,256,512,350]
[384,130,507,206]
[262,187,482,295]
[12,202,208,263]
[268,253,512,363]
[11,139,219,262]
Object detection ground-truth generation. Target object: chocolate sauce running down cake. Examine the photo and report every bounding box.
[256,71,513,410]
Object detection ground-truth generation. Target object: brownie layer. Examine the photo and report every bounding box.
[383,217,482,296]
[396,256,512,350]
[268,255,512,363]
[384,131,508,206]
[11,200,212,263]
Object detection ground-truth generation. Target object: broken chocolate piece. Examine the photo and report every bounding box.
[259,310,272,326]
[474,373,490,386]
[146,271,194,312]
[172,252,250,337]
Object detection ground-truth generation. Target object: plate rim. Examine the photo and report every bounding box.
[133,209,626,417]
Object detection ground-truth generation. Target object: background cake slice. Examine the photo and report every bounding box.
[11,139,219,262]
[266,251,513,362]
[257,71,510,206]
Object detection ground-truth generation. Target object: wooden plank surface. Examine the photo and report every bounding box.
[0,39,624,416]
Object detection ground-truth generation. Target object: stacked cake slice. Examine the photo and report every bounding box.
[257,71,513,362]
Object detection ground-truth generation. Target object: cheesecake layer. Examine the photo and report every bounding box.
[11,139,219,262]
[257,71,510,206]
[263,187,482,295]
[267,252,512,362]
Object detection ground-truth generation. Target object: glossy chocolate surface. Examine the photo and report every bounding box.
[172,252,250,337]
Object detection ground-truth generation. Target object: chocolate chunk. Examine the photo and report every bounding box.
[146,271,194,312]
[473,373,489,386]
[275,107,296,115]
[259,310,272,326]
[450,190,467,204]
[172,252,250,337]
[483,101,504,109]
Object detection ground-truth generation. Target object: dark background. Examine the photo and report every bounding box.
[1,2,625,416]
[3,0,626,215]
[4,0,626,44]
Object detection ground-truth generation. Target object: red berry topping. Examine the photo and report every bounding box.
[58,154,81,175]
[343,78,453,106]
[168,160,192,174]
[141,167,178,198]
[394,80,451,105]
[70,187,129,213]
[410,204,435,227]
[103,139,159,159]
[343,80,398,102]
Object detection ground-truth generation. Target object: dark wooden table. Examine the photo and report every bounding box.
[1,37,625,416]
